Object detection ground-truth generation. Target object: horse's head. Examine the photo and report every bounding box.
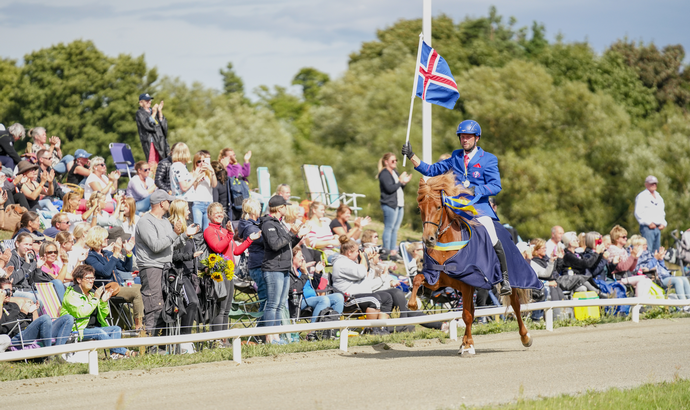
[418,172,471,249]
[417,178,443,248]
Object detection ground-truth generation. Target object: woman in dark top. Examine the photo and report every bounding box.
[377,153,411,255]
[66,150,91,186]
[211,160,230,218]
[329,203,370,241]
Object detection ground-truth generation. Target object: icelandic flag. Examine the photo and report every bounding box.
[415,41,460,110]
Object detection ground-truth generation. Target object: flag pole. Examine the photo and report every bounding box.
[403,33,425,167]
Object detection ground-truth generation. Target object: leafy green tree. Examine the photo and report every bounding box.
[8,40,156,160]
[0,58,19,121]
[220,62,244,95]
[292,67,329,104]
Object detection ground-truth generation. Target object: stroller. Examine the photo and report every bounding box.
[667,229,690,276]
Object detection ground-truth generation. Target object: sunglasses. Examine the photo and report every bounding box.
[45,250,58,255]
[83,277,95,281]
[142,168,151,172]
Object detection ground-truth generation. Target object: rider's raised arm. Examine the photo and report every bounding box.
[414,153,455,177]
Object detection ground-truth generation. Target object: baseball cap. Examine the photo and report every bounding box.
[150,189,175,205]
[139,93,153,101]
[645,175,658,185]
[268,195,291,208]
[74,149,92,159]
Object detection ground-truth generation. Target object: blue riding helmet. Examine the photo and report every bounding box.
[456,120,481,138]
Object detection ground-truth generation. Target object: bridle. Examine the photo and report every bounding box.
[421,191,454,239]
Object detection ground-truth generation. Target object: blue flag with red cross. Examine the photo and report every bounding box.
[415,41,460,110]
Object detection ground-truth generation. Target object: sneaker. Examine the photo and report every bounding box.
[683,306,690,313]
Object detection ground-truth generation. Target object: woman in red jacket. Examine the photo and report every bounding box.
[204,202,260,338]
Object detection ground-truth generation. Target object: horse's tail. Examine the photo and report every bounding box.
[500,288,531,307]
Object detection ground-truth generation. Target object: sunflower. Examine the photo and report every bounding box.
[211,271,223,282]
[225,269,234,281]
[207,254,219,268]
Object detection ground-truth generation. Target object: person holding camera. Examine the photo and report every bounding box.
[126,161,157,215]
[1,277,74,350]
[59,265,137,359]
[136,190,198,337]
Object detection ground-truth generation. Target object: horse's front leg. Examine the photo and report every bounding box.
[459,284,476,355]
[407,273,426,311]
[510,290,532,347]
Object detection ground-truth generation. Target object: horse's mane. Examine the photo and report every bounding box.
[418,172,478,226]
[418,172,468,199]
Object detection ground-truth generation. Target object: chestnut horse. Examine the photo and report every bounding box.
[407,173,532,355]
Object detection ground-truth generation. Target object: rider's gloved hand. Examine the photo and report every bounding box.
[401,142,415,160]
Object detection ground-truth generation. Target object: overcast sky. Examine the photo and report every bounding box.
[1,0,688,97]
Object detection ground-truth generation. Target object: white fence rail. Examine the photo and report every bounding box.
[1,297,688,375]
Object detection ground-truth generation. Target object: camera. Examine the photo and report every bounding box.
[116,189,126,197]
[2,288,12,297]
[27,252,35,263]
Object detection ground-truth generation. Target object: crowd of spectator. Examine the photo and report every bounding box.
[1,96,688,362]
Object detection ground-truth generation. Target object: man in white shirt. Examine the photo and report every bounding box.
[634,175,666,252]
[545,225,564,259]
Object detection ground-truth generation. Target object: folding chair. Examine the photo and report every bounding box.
[256,166,271,213]
[94,279,135,331]
[302,164,328,203]
[109,143,136,179]
[319,165,365,215]
[34,282,62,319]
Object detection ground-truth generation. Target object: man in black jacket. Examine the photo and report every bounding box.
[0,124,22,169]
[259,195,308,344]
[135,93,169,165]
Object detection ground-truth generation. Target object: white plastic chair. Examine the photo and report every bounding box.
[319,165,365,215]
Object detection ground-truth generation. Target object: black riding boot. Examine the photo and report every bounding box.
[494,240,512,296]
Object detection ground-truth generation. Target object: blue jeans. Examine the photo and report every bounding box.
[82,326,127,355]
[249,267,268,316]
[262,271,290,328]
[11,315,74,347]
[13,290,37,302]
[301,293,344,322]
[135,196,151,215]
[192,201,211,231]
[640,224,661,252]
[662,276,690,299]
[381,205,404,251]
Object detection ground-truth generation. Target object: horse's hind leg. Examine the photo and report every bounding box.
[459,284,476,355]
[510,290,532,347]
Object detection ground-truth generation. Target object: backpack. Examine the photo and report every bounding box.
[313,307,340,340]
[229,177,249,212]
[234,252,250,282]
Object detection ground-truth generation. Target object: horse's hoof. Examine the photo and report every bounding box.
[458,344,475,355]
[521,332,533,348]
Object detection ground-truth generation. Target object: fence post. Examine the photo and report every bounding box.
[233,337,242,364]
[88,350,99,375]
[339,327,348,352]
[545,307,553,332]
[632,304,641,323]
[449,319,458,341]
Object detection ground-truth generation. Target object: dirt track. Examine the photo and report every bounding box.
[2,318,690,409]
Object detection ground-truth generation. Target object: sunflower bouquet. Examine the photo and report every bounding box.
[199,253,235,282]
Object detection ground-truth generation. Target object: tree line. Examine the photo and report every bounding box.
[1,7,689,242]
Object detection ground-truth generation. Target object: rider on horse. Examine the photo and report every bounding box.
[402,120,512,296]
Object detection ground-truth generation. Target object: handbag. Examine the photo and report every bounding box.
[0,204,26,232]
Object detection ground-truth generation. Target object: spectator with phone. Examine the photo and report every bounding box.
[59,265,138,359]
[1,277,74,350]
[126,161,156,214]
[191,150,217,231]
